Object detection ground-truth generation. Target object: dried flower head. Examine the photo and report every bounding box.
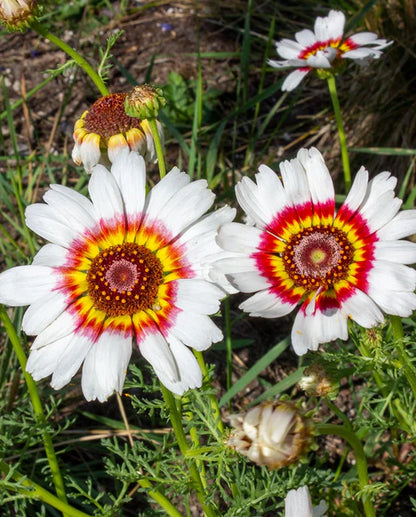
[72,92,163,172]
[124,84,166,120]
[298,362,338,399]
[0,0,37,30]
[226,400,312,470]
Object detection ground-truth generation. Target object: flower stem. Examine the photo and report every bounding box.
[0,461,88,517]
[194,350,225,435]
[160,384,218,517]
[29,20,109,97]
[138,478,185,517]
[147,117,166,179]
[327,74,351,192]
[0,307,68,509]
[390,315,416,399]
[316,423,375,517]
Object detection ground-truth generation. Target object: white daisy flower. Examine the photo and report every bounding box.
[72,92,164,173]
[269,10,392,91]
[0,150,235,402]
[285,486,327,517]
[217,147,416,355]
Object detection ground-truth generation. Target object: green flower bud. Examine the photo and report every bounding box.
[124,84,166,120]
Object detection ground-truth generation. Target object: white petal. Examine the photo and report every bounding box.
[25,204,80,248]
[43,188,96,235]
[337,166,369,220]
[291,305,348,355]
[51,333,93,390]
[368,288,416,317]
[26,334,73,381]
[22,291,68,335]
[227,270,270,292]
[368,260,416,292]
[110,150,146,221]
[280,157,311,208]
[154,337,202,395]
[276,38,303,60]
[81,330,132,402]
[32,244,69,267]
[175,278,224,314]
[298,147,335,211]
[31,310,77,350]
[240,289,297,318]
[295,29,316,47]
[377,210,416,240]
[281,69,310,91]
[144,168,190,222]
[325,10,345,40]
[168,311,222,351]
[343,48,383,59]
[216,222,261,253]
[0,265,57,306]
[79,136,101,172]
[89,165,124,221]
[139,331,179,383]
[285,486,313,517]
[148,179,215,237]
[216,256,257,275]
[306,52,332,68]
[359,191,402,233]
[374,240,416,264]
[339,287,384,328]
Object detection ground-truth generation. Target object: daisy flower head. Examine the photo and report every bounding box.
[0,0,37,30]
[217,147,416,355]
[0,150,235,402]
[72,92,164,172]
[269,10,392,91]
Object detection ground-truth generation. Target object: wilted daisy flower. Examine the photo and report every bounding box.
[0,0,37,30]
[285,486,327,517]
[217,147,416,355]
[226,401,312,470]
[0,150,235,401]
[269,10,392,91]
[72,92,164,172]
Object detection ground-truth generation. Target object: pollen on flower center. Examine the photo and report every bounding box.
[87,242,163,317]
[83,93,143,141]
[283,226,353,290]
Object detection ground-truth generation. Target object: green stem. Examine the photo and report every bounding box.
[0,461,86,517]
[194,351,224,435]
[138,478,184,517]
[0,307,68,508]
[160,384,218,517]
[147,118,166,179]
[390,315,416,399]
[29,21,109,97]
[316,423,375,517]
[327,74,351,192]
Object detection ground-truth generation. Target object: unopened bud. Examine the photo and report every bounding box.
[124,84,166,120]
[226,400,312,470]
[298,362,339,399]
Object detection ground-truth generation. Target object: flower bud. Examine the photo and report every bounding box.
[124,84,166,120]
[226,400,312,470]
[298,361,339,399]
[0,0,38,31]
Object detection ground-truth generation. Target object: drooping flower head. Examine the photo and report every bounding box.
[0,0,37,31]
[0,150,235,401]
[72,92,164,172]
[269,10,392,91]
[217,147,416,355]
[226,400,312,470]
[285,486,327,517]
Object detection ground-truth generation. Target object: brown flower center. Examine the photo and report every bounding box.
[83,93,143,140]
[283,226,353,290]
[87,242,163,317]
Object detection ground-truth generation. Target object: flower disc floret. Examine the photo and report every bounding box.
[269,10,392,91]
[0,150,236,401]
[217,147,416,355]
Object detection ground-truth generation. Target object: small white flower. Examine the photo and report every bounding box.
[285,486,327,517]
[217,147,416,355]
[269,10,392,91]
[0,150,235,401]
